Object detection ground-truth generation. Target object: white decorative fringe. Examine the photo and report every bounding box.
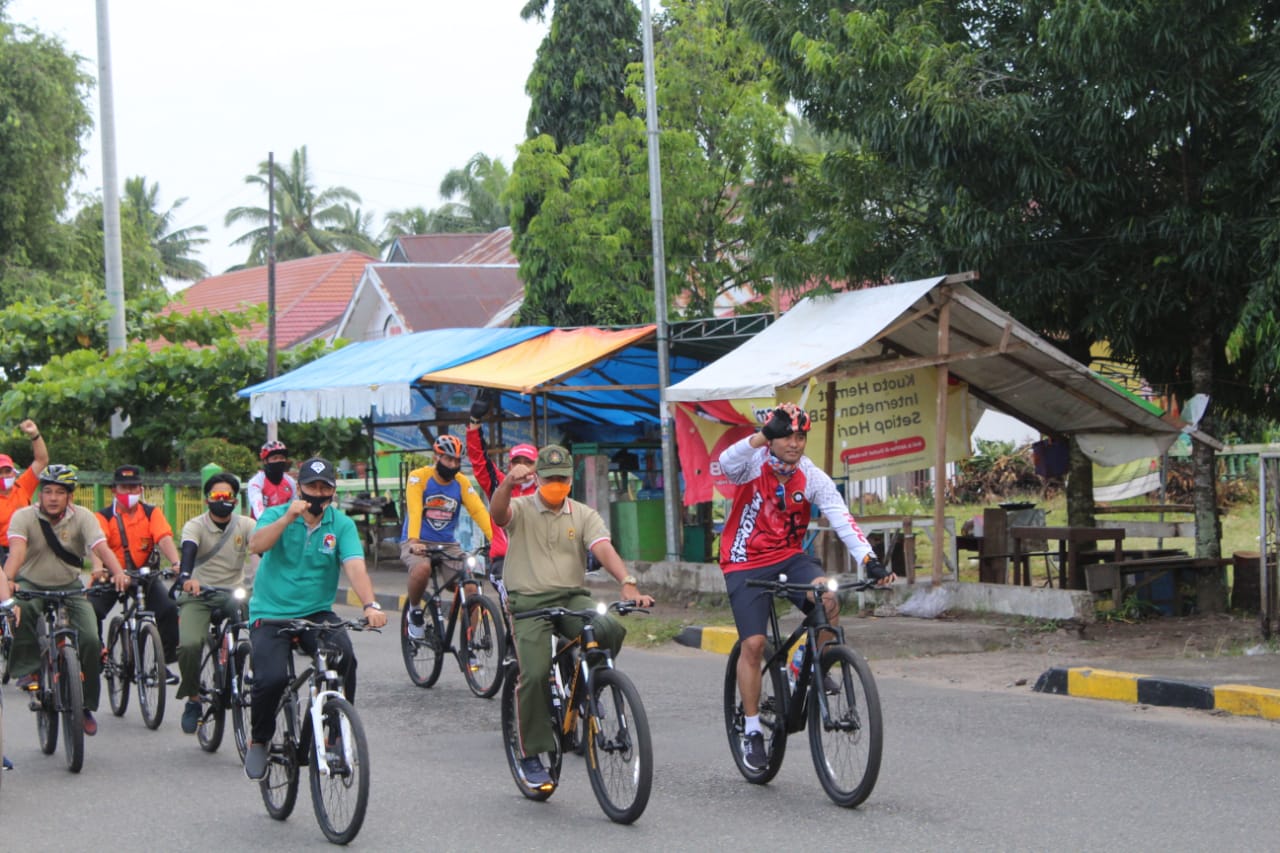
[249,383,412,423]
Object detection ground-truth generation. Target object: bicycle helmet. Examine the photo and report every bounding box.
[38,464,78,491]
[433,434,463,459]
[259,440,288,461]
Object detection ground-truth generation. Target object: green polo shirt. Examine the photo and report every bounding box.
[501,495,611,596]
[9,504,103,587]
[248,504,363,621]
[181,511,256,588]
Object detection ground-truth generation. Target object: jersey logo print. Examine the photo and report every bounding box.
[423,494,460,532]
[729,491,763,564]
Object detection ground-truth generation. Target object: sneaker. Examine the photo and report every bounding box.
[467,652,480,672]
[16,673,37,691]
[2,755,12,770]
[82,710,98,737]
[165,667,180,686]
[824,673,841,695]
[181,700,201,734]
[406,608,426,641]
[741,731,767,772]
[519,755,553,787]
[244,742,269,780]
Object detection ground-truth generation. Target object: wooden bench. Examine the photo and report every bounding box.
[1094,504,1197,540]
[1084,556,1229,613]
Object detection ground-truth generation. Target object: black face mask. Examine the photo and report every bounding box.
[436,462,459,482]
[208,500,237,518]
[304,495,331,516]
[264,461,289,483]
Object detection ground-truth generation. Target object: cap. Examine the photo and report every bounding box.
[510,443,538,463]
[114,465,144,486]
[0,454,15,470]
[297,456,337,486]
[536,445,573,478]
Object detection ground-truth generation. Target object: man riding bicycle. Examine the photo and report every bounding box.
[246,440,298,520]
[243,457,387,781]
[2,465,129,737]
[402,433,493,641]
[173,472,256,735]
[489,444,654,789]
[719,403,895,772]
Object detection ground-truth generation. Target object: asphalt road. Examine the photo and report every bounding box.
[0,605,1274,850]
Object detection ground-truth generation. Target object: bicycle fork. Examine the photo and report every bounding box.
[306,686,353,777]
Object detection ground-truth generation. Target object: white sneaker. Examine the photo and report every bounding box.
[406,608,426,641]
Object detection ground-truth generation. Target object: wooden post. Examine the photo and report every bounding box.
[980,507,1008,584]
[932,291,951,586]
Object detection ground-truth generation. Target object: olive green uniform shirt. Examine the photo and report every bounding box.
[501,495,611,595]
[180,512,256,588]
[8,504,104,587]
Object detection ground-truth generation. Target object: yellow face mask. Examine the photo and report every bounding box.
[539,481,571,504]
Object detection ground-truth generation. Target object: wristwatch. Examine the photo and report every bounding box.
[363,601,383,611]
[621,575,638,587]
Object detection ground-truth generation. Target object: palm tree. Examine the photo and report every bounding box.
[330,204,379,256]
[123,176,209,281]
[378,206,433,253]
[224,146,367,265]
[431,153,511,232]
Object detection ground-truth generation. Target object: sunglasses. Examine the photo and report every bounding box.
[208,489,235,502]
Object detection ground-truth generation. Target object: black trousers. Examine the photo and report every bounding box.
[92,572,180,663]
[249,611,356,744]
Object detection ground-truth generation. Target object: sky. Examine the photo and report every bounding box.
[7,0,549,279]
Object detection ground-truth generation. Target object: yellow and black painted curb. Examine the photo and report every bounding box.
[338,587,408,613]
[1034,666,1280,721]
[675,625,738,656]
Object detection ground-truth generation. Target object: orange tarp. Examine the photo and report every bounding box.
[419,325,656,393]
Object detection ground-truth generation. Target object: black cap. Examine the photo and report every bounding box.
[203,472,241,496]
[113,465,144,486]
[297,456,337,486]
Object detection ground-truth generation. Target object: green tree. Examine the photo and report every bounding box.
[738,0,1280,593]
[123,176,209,281]
[66,196,167,299]
[225,146,369,266]
[379,206,432,252]
[436,152,511,232]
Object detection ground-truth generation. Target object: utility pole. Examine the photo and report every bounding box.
[96,0,128,438]
[266,152,278,442]
[641,0,681,562]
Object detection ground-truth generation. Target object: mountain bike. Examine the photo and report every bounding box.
[400,545,505,698]
[101,567,174,729]
[724,575,884,808]
[258,617,375,845]
[0,601,13,684]
[500,600,653,824]
[190,585,252,757]
[14,587,91,773]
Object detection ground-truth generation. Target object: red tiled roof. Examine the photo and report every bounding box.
[448,227,516,265]
[166,252,375,348]
[388,233,487,264]
[373,264,524,332]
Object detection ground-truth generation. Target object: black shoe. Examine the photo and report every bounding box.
[823,673,841,695]
[741,731,767,772]
[519,755,553,787]
[2,755,12,770]
[245,742,269,780]
[181,700,201,734]
[165,667,180,686]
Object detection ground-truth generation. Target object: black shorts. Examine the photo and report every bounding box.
[724,553,825,640]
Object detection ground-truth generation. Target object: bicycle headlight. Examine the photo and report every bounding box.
[827,578,839,593]
[233,587,247,601]
[595,602,607,615]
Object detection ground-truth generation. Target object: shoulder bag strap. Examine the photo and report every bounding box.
[38,518,86,567]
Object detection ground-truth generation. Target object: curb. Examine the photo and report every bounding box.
[337,586,408,613]
[1034,666,1280,721]
[675,625,738,656]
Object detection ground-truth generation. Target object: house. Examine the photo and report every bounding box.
[384,233,488,264]
[165,251,375,348]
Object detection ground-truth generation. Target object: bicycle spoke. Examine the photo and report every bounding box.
[585,669,652,824]
[808,645,882,808]
[309,697,370,844]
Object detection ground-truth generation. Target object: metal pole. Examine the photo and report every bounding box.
[641,0,680,562]
[96,0,128,438]
[266,152,278,443]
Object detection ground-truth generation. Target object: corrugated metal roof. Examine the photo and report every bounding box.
[386,233,487,264]
[373,264,524,332]
[448,227,516,265]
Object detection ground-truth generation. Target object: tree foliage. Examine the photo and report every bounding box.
[124,176,209,281]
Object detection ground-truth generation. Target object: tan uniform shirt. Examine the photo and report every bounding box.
[181,512,255,588]
[501,495,610,595]
[8,504,104,587]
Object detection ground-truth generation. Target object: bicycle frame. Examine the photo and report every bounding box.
[105,568,165,680]
[421,551,485,658]
[17,590,84,711]
[276,621,360,777]
[762,600,848,736]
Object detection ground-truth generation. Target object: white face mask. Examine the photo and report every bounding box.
[1,477,13,491]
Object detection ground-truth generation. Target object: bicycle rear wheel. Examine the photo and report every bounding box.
[500,664,562,801]
[460,594,505,699]
[584,668,652,824]
[261,702,300,820]
[58,645,85,773]
[196,639,225,753]
[231,640,252,762]
[0,631,12,683]
[104,616,130,717]
[308,696,371,845]
[808,644,882,808]
[36,657,57,755]
[137,622,166,729]
[400,600,444,687]
[723,639,788,784]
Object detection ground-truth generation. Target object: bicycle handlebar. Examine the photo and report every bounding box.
[264,617,381,636]
[745,576,882,596]
[14,587,89,601]
[511,600,649,622]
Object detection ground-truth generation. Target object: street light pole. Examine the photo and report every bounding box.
[640,0,681,562]
[96,0,128,438]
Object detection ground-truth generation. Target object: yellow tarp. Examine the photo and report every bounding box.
[419,325,656,393]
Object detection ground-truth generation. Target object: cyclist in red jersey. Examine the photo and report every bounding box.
[246,440,298,520]
[718,402,894,771]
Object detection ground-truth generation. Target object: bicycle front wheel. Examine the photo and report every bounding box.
[36,658,57,755]
[723,640,788,784]
[196,639,225,752]
[261,701,300,820]
[231,640,252,762]
[585,668,652,824]
[460,594,505,699]
[137,621,166,729]
[308,696,371,845]
[104,616,130,717]
[58,644,85,773]
[400,600,444,687]
[500,664,562,801]
[808,644,882,808]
